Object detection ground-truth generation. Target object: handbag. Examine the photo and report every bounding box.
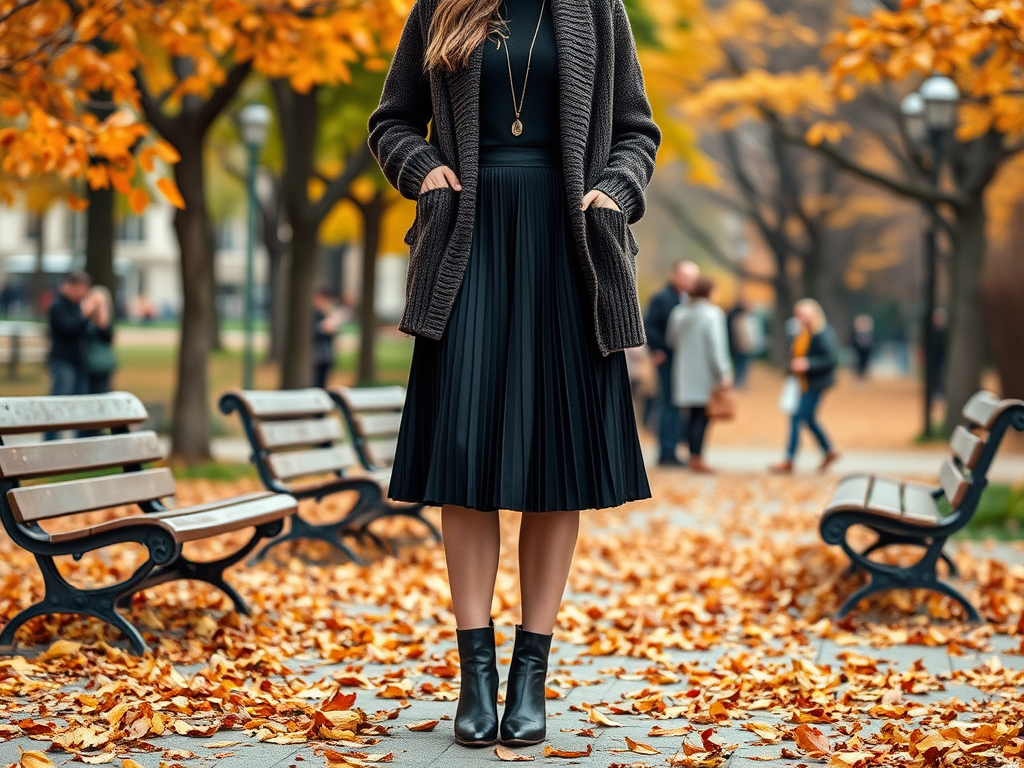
[85,337,117,377]
[779,375,801,415]
[706,385,736,421]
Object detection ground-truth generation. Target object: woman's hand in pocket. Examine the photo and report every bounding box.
[420,165,462,194]
[581,190,620,211]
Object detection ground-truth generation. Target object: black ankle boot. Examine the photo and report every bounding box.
[454,622,499,747]
[499,625,552,746]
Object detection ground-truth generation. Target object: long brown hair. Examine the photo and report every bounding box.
[424,0,504,73]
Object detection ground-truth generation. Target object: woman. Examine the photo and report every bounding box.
[84,285,116,395]
[368,0,659,748]
[666,277,732,473]
[771,298,840,474]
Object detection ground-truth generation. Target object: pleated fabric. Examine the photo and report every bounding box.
[389,153,651,513]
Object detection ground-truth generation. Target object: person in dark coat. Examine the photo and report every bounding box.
[850,313,874,380]
[84,286,116,395]
[368,0,660,749]
[771,298,840,474]
[46,271,98,439]
[644,260,699,466]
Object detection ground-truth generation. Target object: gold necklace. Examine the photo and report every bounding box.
[499,0,546,136]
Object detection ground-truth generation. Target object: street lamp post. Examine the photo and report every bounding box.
[238,103,272,391]
[901,77,959,438]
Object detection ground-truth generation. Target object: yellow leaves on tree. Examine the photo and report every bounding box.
[830,0,1024,142]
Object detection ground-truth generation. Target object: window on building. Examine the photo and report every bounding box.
[214,220,236,250]
[118,214,146,243]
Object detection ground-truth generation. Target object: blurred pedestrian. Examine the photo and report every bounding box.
[850,314,874,380]
[46,271,97,439]
[771,298,840,474]
[84,286,116,395]
[667,277,732,473]
[624,345,657,427]
[312,287,348,389]
[644,260,699,467]
[726,300,757,389]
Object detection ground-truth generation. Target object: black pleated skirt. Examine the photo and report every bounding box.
[389,147,651,513]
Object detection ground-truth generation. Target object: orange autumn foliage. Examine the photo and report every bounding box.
[0,0,406,207]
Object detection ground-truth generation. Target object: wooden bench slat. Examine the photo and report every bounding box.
[824,476,871,513]
[940,459,970,509]
[365,437,398,465]
[0,393,148,435]
[902,483,942,526]
[961,391,1001,430]
[7,468,176,522]
[355,412,403,438]
[256,418,344,450]
[267,445,359,481]
[0,432,164,479]
[949,426,985,470]
[866,477,902,517]
[49,493,295,544]
[334,386,407,411]
[232,389,334,419]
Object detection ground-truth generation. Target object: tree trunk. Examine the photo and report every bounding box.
[942,202,987,434]
[276,82,319,390]
[358,192,385,385]
[770,274,794,367]
[85,184,116,309]
[208,240,222,351]
[981,201,1024,399]
[170,148,214,460]
[267,249,288,363]
[281,222,318,389]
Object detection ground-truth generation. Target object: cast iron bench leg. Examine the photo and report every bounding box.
[2,554,152,655]
[119,521,283,613]
[359,504,441,545]
[250,515,365,566]
[844,534,959,579]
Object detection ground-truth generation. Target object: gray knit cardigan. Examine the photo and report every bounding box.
[368,0,661,355]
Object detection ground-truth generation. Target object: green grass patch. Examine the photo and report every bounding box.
[958,483,1024,540]
[169,461,257,482]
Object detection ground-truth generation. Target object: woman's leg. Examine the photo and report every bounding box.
[442,504,501,629]
[786,395,809,460]
[444,504,502,746]
[501,510,579,746]
[688,406,709,457]
[803,390,833,453]
[518,510,580,635]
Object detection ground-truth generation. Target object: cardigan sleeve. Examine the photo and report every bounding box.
[592,0,661,224]
[367,1,447,200]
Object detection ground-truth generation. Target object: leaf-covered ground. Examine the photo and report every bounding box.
[1,472,1023,767]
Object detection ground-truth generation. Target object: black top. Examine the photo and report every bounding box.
[48,293,89,367]
[802,327,840,392]
[643,283,682,357]
[480,0,559,150]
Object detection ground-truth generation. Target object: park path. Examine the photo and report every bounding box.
[1,473,1022,767]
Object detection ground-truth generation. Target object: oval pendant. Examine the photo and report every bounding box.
[511,119,523,136]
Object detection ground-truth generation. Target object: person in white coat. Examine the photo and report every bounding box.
[666,277,733,472]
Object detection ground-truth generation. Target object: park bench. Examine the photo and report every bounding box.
[219,387,437,564]
[0,392,297,654]
[820,390,1024,622]
[329,385,439,542]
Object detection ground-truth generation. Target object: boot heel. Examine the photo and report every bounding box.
[499,625,552,746]
[454,622,499,747]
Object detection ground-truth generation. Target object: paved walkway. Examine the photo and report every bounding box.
[2,473,1022,768]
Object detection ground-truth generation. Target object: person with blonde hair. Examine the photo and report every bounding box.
[771,298,839,474]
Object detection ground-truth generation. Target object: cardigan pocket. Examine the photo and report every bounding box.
[584,206,646,353]
[400,187,456,338]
